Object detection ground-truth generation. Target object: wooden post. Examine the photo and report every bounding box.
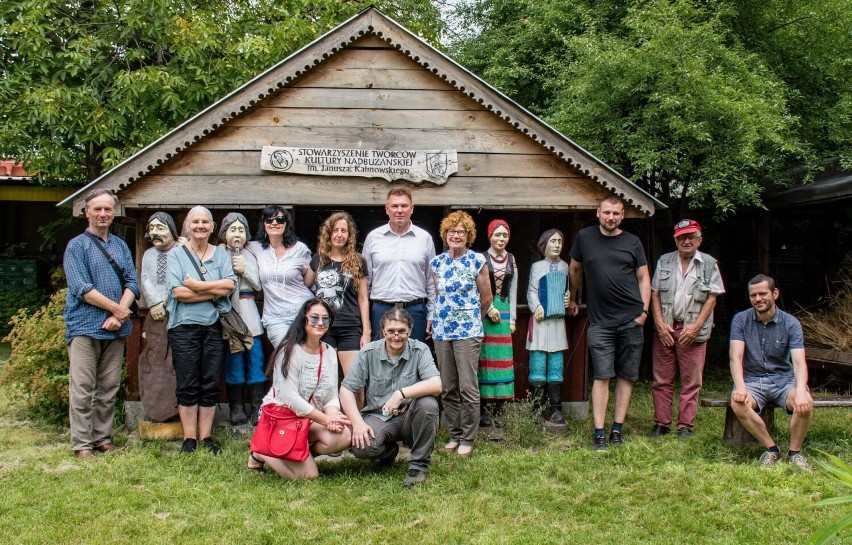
[723,405,775,446]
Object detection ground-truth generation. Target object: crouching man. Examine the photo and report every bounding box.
[729,274,813,469]
[340,308,441,488]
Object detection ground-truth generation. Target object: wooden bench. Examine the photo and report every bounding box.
[700,397,852,445]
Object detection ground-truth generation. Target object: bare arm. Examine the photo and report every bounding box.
[679,294,717,346]
[567,259,582,316]
[476,264,493,318]
[651,290,674,347]
[339,386,374,449]
[729,340,749,404]
[789,348,813,413]
[180,276,235,297]
[357,276,371,346]
[635,264,651,325]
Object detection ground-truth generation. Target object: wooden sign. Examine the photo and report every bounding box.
[260,146,458,185]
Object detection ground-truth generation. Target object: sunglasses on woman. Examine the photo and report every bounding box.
[308,314,331,325]
[264,216,286,225]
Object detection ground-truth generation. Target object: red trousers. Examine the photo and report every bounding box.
[651,323,707,431]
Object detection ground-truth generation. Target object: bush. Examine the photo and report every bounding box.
[0,290,69,424]
[0,288,50,338]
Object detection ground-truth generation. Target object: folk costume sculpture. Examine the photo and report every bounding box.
[478,220,517,428]
[218,213,266,427]
[526,229,570,427]
[138,212,179,422]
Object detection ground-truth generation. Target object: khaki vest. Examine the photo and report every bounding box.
[656,251,717,343]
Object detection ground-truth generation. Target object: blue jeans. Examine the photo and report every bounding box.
[370,301,428,342]
[224,336,266,385]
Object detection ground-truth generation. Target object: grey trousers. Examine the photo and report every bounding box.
[350,396,439,471]
[434,338,482,445]
[68,336,125,451]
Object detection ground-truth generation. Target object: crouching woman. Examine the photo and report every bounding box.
[248,298,352,479]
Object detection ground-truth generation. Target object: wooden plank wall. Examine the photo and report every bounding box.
[120,36,610,209]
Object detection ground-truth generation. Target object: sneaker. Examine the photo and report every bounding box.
[788,452,812,471]
[377,442,400,467]
[180,439,197,454]
[609,430,624,448]
[592,435,608,451]
[648,424,670,439]
[403,468,427,489]
[200,437,221,455]
[759,450,781,467]
[677,428,694,440]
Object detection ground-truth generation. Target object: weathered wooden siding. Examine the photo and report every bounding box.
[121,37,611,210]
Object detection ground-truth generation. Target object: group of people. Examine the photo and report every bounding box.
[62,187,815,483]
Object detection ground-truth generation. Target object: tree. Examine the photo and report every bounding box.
[0,0,444,186]
[450,0,851,216]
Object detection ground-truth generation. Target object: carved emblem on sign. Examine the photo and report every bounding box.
[269,149,294,171]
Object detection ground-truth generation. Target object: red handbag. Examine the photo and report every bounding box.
[249,344,324,462]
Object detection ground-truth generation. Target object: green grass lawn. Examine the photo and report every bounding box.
[0,370,849,545]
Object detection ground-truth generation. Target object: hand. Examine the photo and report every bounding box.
[655,321,675,347]
[351,421,376,449]
[231,254,246,276]
[425,320,432,340]
[563,292,570,308]
[382,390,404,415]
[111,304,132,322]
[487,307,501,324]
[634,312,648,326]
[102,316,122,331]
[183,274,201,291]
[731,387,750,405]
[534,305,544,322]
[149,302,166,321]
[510,323,516,334]
[791,387,813,414]
[325,413,352,432]
[360,332,371,348]
[678,323,700,346]
[567,302,579,317]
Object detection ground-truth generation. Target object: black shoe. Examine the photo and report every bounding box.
[377,442,400,467]
[648,424,670,439]
[592,435,607,451]
[180,439,197,454]
[480,411,494,428]
[403,468,427,488]
[609,430,623,447]
[200,437,221,455]
[677,428,694,440]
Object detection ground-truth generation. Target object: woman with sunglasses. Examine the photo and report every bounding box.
[429,211,493,458]
[304,212,371,382]
[247,299,352,479]
[245,206,313,348]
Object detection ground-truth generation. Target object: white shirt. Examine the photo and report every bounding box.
[362,222,437,318]
[245,240,313,322]
[651,252,725,321]
[263,343,340,416]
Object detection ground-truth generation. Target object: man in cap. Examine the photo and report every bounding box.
[649,219,725,439]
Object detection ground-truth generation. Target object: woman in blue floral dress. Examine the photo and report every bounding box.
[429,211,493,457]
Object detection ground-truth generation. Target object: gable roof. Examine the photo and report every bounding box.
[59,7,664,216]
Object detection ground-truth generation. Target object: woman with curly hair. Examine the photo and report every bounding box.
[304,211,370,378]
[429,210,493,458]
[245,205,313,348]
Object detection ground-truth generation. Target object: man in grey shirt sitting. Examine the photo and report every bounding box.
[340,308,442,488]
[729,274,813,470]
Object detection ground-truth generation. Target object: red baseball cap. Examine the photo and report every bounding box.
[673,219,701,238]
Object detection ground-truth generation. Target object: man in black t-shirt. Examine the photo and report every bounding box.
[568,196,651,451]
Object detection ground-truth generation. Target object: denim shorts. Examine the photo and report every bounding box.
[739,377,796,415]
[323,323,363,352]
[588,320,645,381]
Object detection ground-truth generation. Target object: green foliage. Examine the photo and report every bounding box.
[809,451,852,544]
[0,0,444,186]
[450,0,852,216]
[500,396,548,449]
[0,290,69,424]
[0,288,50,338]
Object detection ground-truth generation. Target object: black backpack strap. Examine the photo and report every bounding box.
[84,230,126,289]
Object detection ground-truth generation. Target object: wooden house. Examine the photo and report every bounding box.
[59,7,662,418]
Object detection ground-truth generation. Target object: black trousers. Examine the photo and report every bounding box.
[168,323,225,407]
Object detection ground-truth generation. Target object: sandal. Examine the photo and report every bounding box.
[247,452,265,474]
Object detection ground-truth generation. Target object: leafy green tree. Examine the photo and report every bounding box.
[450,0,850,216]
[0,0,444,186]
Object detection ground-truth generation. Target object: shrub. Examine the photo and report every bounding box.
[0,288,50,338]
[501,396,549,449]
[0,290,69,424]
